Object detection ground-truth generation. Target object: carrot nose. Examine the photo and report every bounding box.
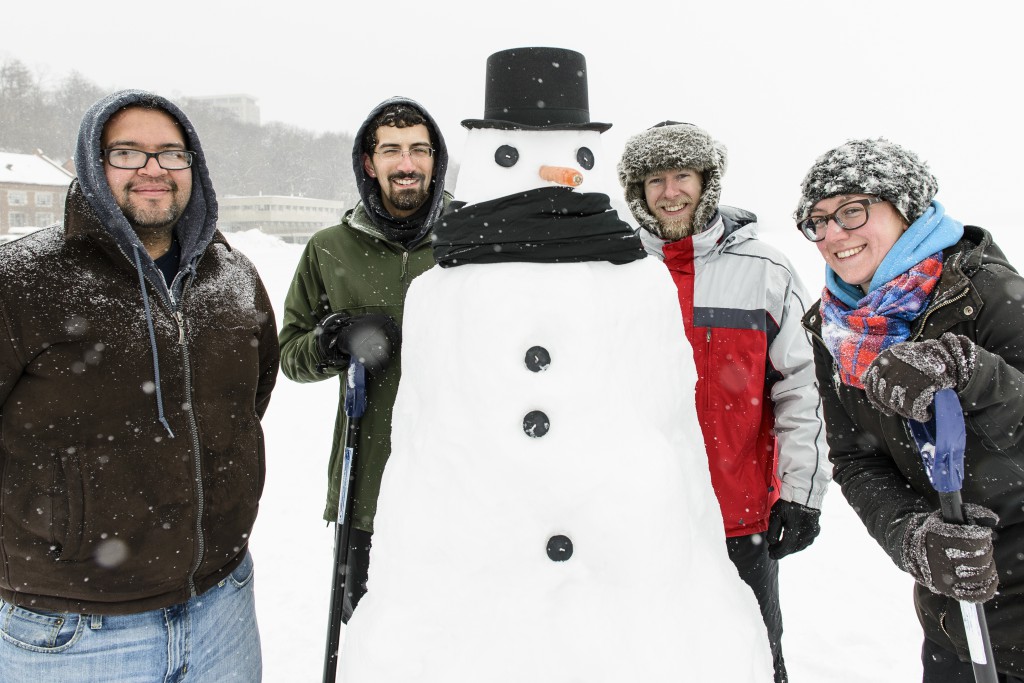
[539,166,583,187]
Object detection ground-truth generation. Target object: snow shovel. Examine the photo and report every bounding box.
[322,358,367,683]
[909,388,998,683]
[320,314,400,683]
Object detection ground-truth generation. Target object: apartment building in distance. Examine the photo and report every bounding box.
[185,94,261,126]
[218,194,345,243]
[0,151,75,240]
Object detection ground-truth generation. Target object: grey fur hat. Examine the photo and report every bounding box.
[617,121,727,238]
[794,138,938,223]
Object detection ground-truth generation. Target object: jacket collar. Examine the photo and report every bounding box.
[803,224,998,340]
[643,206,758,261]
[346,192,454,249]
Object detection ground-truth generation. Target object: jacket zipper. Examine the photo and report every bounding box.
[909,286,970,342]
[703,328,712,411]
[174,309,206,597]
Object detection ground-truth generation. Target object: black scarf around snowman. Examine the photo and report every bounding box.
[434,46,644,268]
[435,188,643,266]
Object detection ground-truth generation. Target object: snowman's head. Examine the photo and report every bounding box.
[453,47,631,212]
[453,127,621,206]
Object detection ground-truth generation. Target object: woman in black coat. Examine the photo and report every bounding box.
[797,138,1024,682]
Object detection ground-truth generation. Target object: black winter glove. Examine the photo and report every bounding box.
[314,312,400,375]
[902,504,999,603]
[862,332,977,422]
[766,499,821,560]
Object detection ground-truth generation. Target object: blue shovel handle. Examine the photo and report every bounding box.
[909,388,998,682]
[344,360,367,420]
[908,388,966,495]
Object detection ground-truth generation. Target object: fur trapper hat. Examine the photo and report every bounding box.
[794,138,938,223]
[617,121,727,237]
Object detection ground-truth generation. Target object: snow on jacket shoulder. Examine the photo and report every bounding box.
[648,207,829,537]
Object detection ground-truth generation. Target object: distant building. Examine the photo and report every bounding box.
[185,94,261,126]
[0,151,74,238]
[218,195,345,244]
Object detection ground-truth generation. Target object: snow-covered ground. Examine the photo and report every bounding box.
[240,215,1022,682]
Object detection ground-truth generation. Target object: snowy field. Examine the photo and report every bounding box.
[240,217,1022,682]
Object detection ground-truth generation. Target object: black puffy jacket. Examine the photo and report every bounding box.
[803,225,1024,674]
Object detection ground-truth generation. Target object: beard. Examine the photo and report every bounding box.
[115,179,189,235]
[655,216,695,241]
[384,172,430,212]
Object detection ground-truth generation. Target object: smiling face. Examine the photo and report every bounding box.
[810,193,909,292]
[362,123,434,218]
[642,168,704,240]
[102,106,193,238]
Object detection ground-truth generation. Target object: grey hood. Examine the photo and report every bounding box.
[351,96,448,247]
[74,89,218,307]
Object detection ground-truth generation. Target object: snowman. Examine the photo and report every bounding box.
[339,47,773,682]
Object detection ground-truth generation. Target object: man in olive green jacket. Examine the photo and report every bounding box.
[279,97,450,621]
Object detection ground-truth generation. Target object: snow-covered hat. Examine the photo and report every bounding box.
[461,47,611,132]
[617,121,727,237]
[794,138,938,223]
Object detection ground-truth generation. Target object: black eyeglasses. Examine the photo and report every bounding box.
[104,148,195,170]
[797,197,884,242]
[373,145,434,161]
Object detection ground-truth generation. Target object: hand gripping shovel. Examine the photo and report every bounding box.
[909,388,998,683]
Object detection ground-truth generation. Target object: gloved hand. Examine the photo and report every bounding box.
[862,332,976,422]
[766,499,821,560]
[314,312,400,375]
[902,504,999,603]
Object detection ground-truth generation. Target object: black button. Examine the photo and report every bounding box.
[523,410,550,437]
[547,535,573,561]
[525,346,551,372]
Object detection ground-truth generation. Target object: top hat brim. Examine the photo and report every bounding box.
[461,118,612,133]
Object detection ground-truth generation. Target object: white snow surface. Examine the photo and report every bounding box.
[239,208,1022,680]
[340,257,772,682]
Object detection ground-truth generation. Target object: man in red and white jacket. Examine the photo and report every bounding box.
[619,122,829,683]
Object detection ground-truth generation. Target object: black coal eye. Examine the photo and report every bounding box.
[576,147,594,170]
[495,145,519,167]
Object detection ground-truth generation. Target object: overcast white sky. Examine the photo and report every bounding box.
[5,0,1022,240]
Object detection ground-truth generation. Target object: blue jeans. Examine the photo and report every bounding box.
[0,551,262,682]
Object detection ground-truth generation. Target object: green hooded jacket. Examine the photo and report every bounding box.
[278,201,450,529]
[278,96,450,530]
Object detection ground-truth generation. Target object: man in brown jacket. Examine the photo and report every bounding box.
[0,90,279,681]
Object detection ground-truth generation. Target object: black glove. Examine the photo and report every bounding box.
[902,504,999,603]
[314,312,400,375]
[766,499,821,560]
[862,332,976,422]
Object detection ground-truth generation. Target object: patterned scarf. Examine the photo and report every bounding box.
[820,253,944,388]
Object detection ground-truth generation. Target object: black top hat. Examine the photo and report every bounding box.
[461,47,612,132]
